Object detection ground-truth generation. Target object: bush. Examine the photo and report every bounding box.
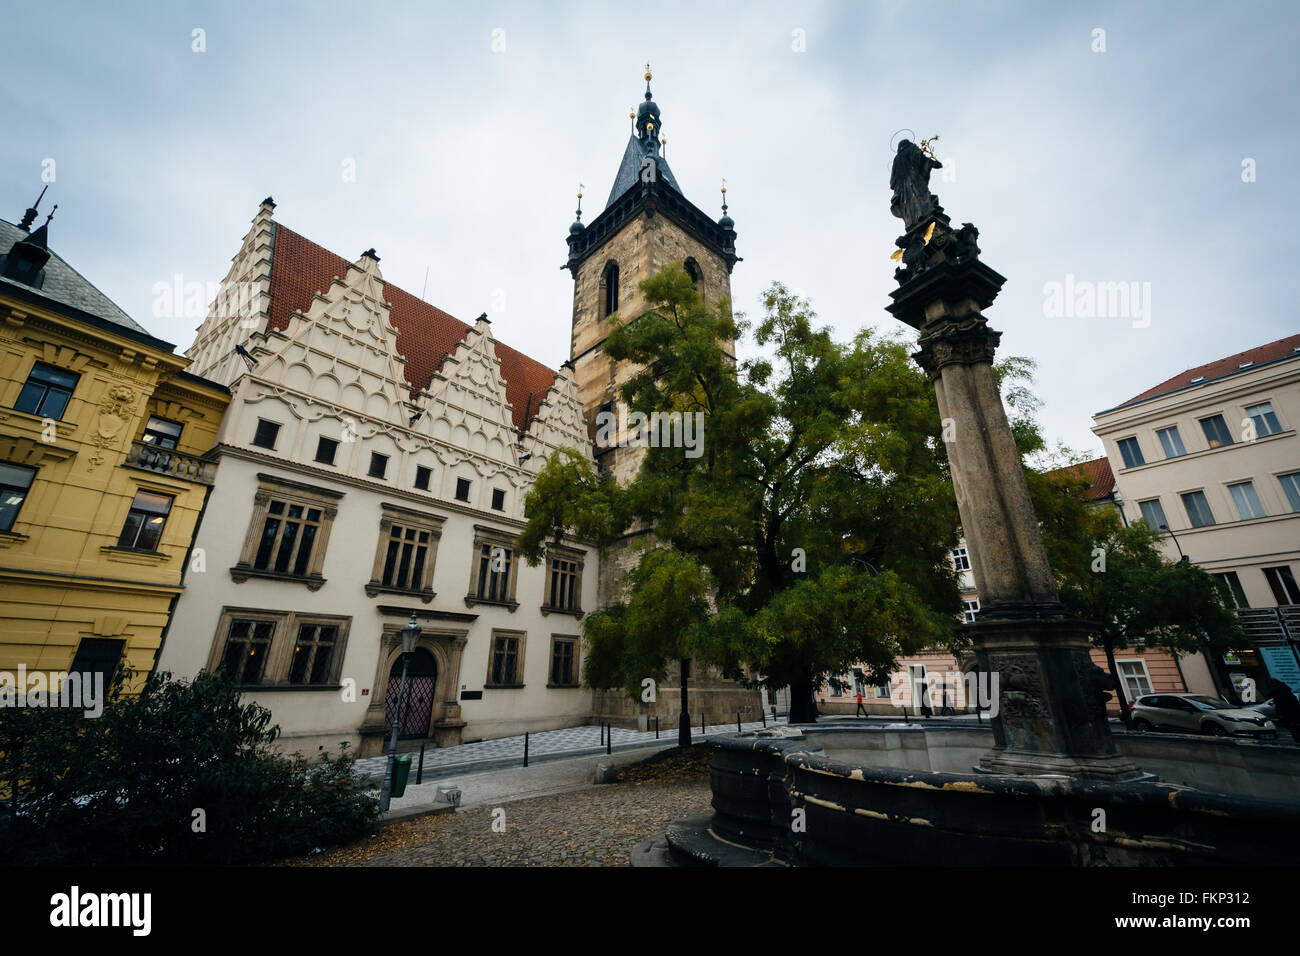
[0,669,381,865]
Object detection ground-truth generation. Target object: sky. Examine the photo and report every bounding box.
[2,0,1295,455]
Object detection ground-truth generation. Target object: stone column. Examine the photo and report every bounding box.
[889,227,1141,781]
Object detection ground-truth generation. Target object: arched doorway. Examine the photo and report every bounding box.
[385,648,437,740]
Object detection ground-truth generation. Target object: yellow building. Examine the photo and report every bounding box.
[0,201,229,689]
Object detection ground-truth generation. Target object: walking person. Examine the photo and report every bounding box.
[855,691,868,717]
[1268,679,1300,744]
[940,686,954,717]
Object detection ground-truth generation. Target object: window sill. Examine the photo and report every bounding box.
[464,595,519,612]
[483,683,525,690]
[230,566,327,591]
[540,605,584,619]
[3,405,81,438]
[101,545,169,565]
[366,583,436,603]
[546,682,581,689]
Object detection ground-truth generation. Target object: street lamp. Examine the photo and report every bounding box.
[1158,524,1190,563]
[379,611,422,812]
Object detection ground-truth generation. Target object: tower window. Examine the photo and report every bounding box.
[603,262,619,317]
[684,258,702,285]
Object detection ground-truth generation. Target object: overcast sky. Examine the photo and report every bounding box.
[3,0,1295,455]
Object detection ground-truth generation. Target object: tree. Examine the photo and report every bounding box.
[520,265,962,725]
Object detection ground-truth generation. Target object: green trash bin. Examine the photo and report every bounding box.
[391,753,413,798]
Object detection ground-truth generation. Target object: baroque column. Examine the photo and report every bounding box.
[886,139,1141,780]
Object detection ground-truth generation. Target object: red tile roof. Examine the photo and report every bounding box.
[1045,456,1115,502]
[1119,333,1300,407]
[267,224,556,433]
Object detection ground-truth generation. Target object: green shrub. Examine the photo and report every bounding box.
[0,669,381,865]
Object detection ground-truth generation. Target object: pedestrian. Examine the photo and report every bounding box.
[1268,679,1300,744]
[940,687,954,717]
[855,691,868,717]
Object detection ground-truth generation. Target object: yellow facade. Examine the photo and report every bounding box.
[0,280,229,688]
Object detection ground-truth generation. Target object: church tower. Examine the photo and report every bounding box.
[566,68,755,727]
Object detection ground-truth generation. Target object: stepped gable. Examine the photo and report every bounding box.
[267,223,556,432]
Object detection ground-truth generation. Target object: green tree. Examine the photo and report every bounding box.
[520,265,962,725]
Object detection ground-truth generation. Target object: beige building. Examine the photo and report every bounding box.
[1092,333,1300,696]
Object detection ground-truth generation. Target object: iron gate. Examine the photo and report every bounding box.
[385,648,437,740]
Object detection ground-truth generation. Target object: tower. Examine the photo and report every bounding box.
[565,68,755,727]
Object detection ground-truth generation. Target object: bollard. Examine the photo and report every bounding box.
[607,725,612,755]
[737,711,742,733]
[902,705,910,724]
[702,712,706,735]
[655,716,659,739]
[416,743,426,785]
[771,705,777,724]
[523,731,529,767]
[600,721,604,746]
[761,708,767,728]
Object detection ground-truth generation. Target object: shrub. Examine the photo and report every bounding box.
[0,669,380,865]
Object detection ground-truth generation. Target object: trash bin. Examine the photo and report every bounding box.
[391,753,413,798]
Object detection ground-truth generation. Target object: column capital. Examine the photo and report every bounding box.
[912,313,1001,379]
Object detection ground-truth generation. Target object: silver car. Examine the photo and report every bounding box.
[1130,693,1277,738]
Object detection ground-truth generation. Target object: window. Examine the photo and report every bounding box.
[1199,415,1234,449]
[69,638,125,684]
[1227,481,1267,520]
[368,452,389,479]
[1245,401,1282,437]
[491,488,506,511]
[487,631,525,687]
[852,668,866,698]
[0,462,36,533]
[367,504,444,598]
[466,526,519,608]
[950,546,971,572]
[1116,437,1145,468]
[874,682,891,699]
[1137,498,1168,530]
[595,401,615,449]
[1116,660,1154,701]
[602,262,619,317]
[252,419,281,449]
[684,258,702,285]
[414,465,432,491]
[218,617,276,685]
[455,477,471,502]
[1155,426,1186,458]
[829,678,843,697]
[961,599,980,623]
[142,416,183,449]
[116,490,173,551]
[210,608,351,687]
[314,437,338,465]
[543,546,585,616]
[1180,490,1215,528]
[15,362,79,420]
[1280,472,1300,512]
[232,476,341,585]
[1263,566,1300,605]
[550,635,579,687]
[1214,571,1249,609]
[287,622,341,686]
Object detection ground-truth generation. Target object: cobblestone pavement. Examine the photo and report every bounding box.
[321,778,714,867]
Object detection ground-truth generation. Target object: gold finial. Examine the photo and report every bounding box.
[577,183,584,200]
[919,134,940,160]
[629,107,635,119]
[644,62,652,82]
[721,177,727,195]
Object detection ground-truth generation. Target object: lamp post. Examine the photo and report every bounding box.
[379,611,422,813]
[1158,524,1190,563]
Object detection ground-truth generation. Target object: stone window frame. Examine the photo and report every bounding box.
[230,474,343,590]
[365,503,446,603]
[205,606,352,690]
[547,633,581,688]
[601,260,619,317]
[485,628,527,689]
[540,543,585,618]
[465,525,520,611]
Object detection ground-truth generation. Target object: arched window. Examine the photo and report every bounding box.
[603,262,619,317]
[684,257,702,285]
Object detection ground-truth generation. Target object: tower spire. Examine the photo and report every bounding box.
[18,185,48,233]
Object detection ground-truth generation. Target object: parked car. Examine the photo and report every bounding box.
[1130,693,1277,738]
[1243,697,1277,719]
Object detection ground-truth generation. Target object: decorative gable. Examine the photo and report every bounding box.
[520,364,594,471]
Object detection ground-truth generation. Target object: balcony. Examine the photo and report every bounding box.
[124,440,216,485]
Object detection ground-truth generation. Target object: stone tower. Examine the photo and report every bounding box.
[564,69,757,727]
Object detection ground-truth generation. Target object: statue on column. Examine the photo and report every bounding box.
[889,139,944,230]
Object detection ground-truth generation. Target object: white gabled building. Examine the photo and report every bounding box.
[158,198,599,756]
